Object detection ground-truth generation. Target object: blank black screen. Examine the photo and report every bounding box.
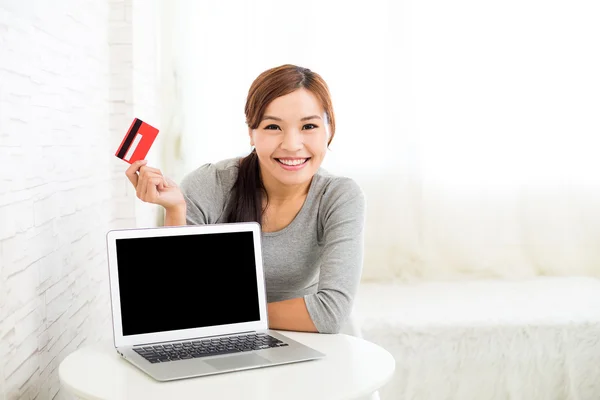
[115,231,261,336]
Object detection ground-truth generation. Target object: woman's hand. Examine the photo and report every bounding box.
[125,160,185,211]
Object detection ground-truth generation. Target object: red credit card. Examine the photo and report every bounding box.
[115,118,159,163]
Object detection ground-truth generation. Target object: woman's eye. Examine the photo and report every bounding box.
[303,124,318,130]
[265,124,280,130]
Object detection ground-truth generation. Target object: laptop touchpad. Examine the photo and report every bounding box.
[206,354,270,370]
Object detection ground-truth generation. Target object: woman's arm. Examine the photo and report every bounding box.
[178,163,229,225]
[164,204,187,226]
[267,298,318,332]
[302,179,366,334]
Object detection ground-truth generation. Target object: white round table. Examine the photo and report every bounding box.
[59,330,395,400]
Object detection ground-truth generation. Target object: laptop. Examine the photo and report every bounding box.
[105,222,325,382]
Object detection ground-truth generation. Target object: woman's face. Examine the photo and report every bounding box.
[250,88,330,189]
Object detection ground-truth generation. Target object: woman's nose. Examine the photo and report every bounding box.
[281,129,303,151]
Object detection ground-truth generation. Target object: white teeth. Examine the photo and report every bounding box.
[278,158,307,166]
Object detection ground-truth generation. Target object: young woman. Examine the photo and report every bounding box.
[126,64,365,334]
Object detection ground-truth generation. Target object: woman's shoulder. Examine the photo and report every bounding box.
[313,167,365,205]
[309,168,366,227]
[180,156,240,193]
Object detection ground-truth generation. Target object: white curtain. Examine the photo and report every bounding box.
[161,0,600,281]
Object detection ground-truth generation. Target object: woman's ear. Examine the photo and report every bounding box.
[248,127,254,146]
[324,112,332,141]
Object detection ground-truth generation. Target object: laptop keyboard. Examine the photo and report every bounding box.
[133,332,288,363]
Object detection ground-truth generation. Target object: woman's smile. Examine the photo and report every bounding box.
[275,157,311,171]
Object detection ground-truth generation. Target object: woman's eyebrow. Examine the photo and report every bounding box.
[301,115,322,121]
[262,115,322,122]
[262,115,282,121]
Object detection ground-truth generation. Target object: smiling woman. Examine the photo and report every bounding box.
[125,64,365,334]
[229,65,336,224]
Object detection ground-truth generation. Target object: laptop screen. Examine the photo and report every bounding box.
[115,230,261,336]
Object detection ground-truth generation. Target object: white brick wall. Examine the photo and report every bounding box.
[0,0,161,398]
[130,0,163,228]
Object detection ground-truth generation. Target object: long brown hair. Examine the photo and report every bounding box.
[225,64,336,223]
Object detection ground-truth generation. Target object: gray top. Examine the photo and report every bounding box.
[179,157,366,333]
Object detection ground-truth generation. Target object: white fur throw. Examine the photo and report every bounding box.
[351,277,600,400]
